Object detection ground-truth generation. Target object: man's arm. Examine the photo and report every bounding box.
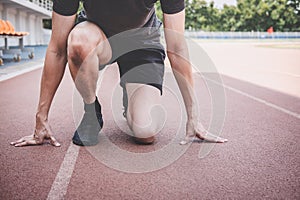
[11,12,76,147]
[163,10,227,143]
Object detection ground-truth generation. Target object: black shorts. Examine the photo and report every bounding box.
[76,11,166,94]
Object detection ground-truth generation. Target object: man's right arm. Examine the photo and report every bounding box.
[36,12,76,122]
[11,12,76,147]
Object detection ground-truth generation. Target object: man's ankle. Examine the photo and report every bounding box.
[84,96,101,113]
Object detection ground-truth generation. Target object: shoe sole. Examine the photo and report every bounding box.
[133,136,155,145]
[72,130,100,146]
[72,138,99,146]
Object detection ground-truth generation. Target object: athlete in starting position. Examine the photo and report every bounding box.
[11,0,227,147]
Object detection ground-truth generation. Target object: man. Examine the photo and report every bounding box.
[11,0,227,147]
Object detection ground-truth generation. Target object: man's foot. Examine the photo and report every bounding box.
[72,97,104,146]
[133,136,155,145]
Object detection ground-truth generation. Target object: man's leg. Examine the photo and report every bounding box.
[67,21,112,146]
[67,21,111,103]
[125,83,165,144]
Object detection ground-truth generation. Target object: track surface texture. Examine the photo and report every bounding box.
[0,40,299,199]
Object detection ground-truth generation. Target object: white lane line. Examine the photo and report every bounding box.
[47,142,80,200]
[205,77,300,120]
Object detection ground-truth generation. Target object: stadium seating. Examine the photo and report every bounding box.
[0,19,34,65]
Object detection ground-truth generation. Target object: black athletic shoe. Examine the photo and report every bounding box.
[72,97,104,146]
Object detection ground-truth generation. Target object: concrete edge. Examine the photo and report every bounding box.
[0,63,43,82]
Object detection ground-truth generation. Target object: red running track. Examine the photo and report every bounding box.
[0,64,299,199]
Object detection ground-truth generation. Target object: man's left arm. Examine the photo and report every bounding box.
[163,10,227,143]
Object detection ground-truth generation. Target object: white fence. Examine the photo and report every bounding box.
[185,31,300,39]
[26,0,53,11]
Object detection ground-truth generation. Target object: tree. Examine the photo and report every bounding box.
[75,0,300,32]
[219,5,239,31]
[185,0,207,30]
[288,0,300,15]
[155,1,163,21]
[234,0,300,31]
[184,0,222,31]
[205,1,221,31]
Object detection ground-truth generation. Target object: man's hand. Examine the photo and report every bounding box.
[180,120,228,145]
[10,118,60,147]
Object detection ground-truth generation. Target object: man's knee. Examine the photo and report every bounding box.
[67,27,111,66]
[128,105,165,139]
[68,28,95,66]
[130,119,158,139]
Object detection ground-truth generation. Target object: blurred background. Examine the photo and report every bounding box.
[0,0,299,94]
[0,0,299,47]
